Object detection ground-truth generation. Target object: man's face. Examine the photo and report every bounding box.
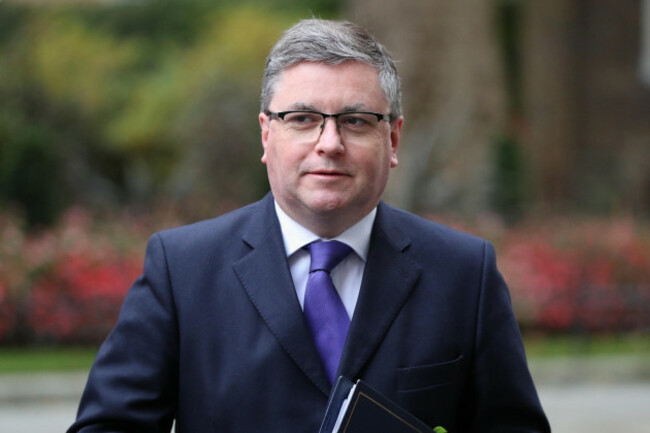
[260,61,402,237]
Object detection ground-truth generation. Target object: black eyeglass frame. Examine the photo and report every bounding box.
[266,110,392,127]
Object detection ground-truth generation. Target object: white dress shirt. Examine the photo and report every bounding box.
[274,201,376,320]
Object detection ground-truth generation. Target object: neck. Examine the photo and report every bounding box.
[275,201,375,239]
[296,212,354,239]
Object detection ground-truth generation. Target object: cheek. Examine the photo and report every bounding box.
[266,143,303,176]
[358,147,393,175]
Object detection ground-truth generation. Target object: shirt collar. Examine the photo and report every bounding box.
[274,201,376,261]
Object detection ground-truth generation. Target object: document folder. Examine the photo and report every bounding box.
[319,376,433,433]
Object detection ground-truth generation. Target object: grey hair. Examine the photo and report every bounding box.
[260,19,402,119]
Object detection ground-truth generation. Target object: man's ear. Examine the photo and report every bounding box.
[259,112,269,164]
[389,116,403,168]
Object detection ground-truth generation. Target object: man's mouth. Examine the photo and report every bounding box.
[308,169,349,178]
[312,170,343,175]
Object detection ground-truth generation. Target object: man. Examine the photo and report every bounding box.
[69,19,550,432]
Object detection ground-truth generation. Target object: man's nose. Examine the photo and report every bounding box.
[315,117,345,155]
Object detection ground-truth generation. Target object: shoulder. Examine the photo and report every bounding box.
[150,196,273,256]
[378,202,487,249]
[376,202,494,271]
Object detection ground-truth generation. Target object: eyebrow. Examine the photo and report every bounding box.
[341,104,367,112]
[285,102,369,113]
[287,102,318,111]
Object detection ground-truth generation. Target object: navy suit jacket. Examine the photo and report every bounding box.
[70,194,550,432]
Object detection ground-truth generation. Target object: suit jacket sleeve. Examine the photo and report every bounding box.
[68,233,178,433]
[469,241,549,432]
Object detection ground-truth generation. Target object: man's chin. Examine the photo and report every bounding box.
[305,198,348,215]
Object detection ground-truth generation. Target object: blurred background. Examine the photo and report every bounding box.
[0,0,649,431]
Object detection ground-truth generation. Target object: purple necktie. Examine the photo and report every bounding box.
[304,240,352,385]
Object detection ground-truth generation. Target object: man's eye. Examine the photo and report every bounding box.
[285,113,320,125]
[340,114,372,128]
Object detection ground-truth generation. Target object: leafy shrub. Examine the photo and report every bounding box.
[0,208,151,344]
[28,250,141,343]
[1,211,648,345]
[497,218,650,333]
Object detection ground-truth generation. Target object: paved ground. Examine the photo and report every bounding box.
[539,382,650,432]
[0,371,87,432]
[531,354,650,432]
[1,356,649,432]
[0,400,79,432]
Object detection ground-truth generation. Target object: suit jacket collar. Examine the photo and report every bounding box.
[233,195,422,395]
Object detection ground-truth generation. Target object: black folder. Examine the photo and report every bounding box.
[319,376,434,433]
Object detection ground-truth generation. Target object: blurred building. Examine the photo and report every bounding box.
[350,0,650,218]
[523,0,650,216]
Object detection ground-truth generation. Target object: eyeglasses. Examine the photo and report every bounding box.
[267,110,391,143]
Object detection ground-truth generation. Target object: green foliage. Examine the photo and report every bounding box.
[524,335,650,358]
[104,6,279,152]
[0,4,29,44]
[261,0,342,16]
[27,15,141,118]
[75,0,214,46]
[491,135,527,222]
[105,6,292,213]
[0,2,339,225]
[0,347,98,373]
[496,0,523,115]
[0,11,133,225]
[0,121,65,227]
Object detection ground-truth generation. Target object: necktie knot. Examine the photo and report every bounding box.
[307,240,352,273]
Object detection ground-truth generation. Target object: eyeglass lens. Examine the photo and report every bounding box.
[279,112,385,142]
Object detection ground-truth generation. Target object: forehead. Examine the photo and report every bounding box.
[271,61,388,111]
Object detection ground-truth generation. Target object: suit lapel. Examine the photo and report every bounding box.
[233,195,331,395]
[338,203,422,381]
